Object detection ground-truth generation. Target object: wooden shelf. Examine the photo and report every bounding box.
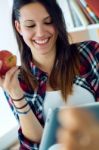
[68,24,99,43]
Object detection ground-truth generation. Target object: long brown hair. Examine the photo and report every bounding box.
[12,0,80,101]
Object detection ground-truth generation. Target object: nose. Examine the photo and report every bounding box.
[35,24,45,37]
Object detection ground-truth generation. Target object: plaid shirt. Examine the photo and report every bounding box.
[4,40,99,150]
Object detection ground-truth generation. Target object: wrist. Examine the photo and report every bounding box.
[11,96,31,115]
[11,95,25,101]
[12,96,26,108]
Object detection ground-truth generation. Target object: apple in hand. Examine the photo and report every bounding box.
[0,50,17,76]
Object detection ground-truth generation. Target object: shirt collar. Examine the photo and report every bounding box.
[30,61,48,83]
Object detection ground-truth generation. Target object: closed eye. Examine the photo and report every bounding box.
[44,21,53,25]
[25,25,35,28]
[44,18,53,25]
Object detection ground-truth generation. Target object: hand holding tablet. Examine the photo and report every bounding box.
[57,106,99,150]
[40,103,99,150]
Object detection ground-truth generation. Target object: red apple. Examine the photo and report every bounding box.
[0,50,17,76]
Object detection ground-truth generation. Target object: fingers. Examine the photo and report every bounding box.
[0,60,4,87]
[57,129,77,150]
[57,126,91,150]
[58,107,96,131]
[4,66,24,99]
[0,60,3,69]
[0,66,19,89]
[6,66,19,81]
[57,108,99,150]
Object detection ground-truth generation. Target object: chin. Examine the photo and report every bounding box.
[38,50,50,55]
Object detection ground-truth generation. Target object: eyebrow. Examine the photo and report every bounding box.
[23,15,51,23]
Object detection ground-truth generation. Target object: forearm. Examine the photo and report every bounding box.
[13,97,43,142]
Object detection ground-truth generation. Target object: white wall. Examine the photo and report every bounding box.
[0,0,19,149]
[0,0,18,52]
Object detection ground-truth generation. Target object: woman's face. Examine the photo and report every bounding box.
[15,2,58,57]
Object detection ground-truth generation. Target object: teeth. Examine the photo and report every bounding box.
[34,39,49,44]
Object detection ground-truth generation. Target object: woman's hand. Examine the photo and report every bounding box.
[0,60,24,99]
[57,107,99,150]
[0,60,43,142]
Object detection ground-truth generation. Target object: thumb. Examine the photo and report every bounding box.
[0,60,4,87]
[0,60,3,69]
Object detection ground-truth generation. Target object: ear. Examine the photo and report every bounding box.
[15,20,22,35]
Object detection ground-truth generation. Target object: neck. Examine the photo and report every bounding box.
[33,52,56,75]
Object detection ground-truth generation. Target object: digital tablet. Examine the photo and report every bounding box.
[39,102,99,150]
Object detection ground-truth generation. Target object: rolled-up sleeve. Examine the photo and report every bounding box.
[18,128,39,150]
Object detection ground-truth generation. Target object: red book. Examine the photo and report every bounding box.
[77,0,95,24]
[85,0,99,17]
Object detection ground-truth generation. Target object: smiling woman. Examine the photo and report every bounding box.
[0,0,99,150]
[15,2,58,61]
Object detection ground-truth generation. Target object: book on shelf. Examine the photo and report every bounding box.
[67,0,82,27]
[85,0,99,18]
[78,0,99,24]
[76,0,95,24]
[57,0,74,30]
[57,0,99,43]
[69,0,90,27]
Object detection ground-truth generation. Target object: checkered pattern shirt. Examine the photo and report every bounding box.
[4,40,99,150]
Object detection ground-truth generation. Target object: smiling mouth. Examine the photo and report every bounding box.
[34,38,50,45]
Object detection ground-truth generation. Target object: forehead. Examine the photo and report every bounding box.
[19,2,50,21]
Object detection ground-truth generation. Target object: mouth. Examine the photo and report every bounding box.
[33,38,50,45]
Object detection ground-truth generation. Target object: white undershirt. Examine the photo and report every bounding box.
[43,84,95,119]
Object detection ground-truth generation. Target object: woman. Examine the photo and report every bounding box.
[0,0,99,149]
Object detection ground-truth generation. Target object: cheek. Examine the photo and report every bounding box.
[49,26,57,36]
[51,26,58,41]
[21,29,33,41]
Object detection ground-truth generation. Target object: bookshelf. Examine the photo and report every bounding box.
[57,0,99,43]
[69,24,99,43]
